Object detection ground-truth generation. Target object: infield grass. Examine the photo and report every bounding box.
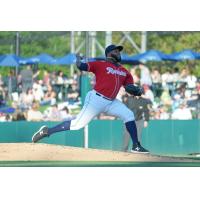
[0,160,200,167]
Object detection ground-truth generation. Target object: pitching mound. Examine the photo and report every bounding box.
[0,143,196,162]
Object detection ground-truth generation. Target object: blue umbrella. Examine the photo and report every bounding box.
[167,49,200,61]
[27,53,56,64]
[19,57,37,65]
[55,53,96,65]
[120,53,141,64]
[55,53,76,65]
[131,50,169,62]
[0,54,20,67]
[0,55,5,62]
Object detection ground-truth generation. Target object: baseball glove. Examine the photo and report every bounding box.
[124,84,144,96]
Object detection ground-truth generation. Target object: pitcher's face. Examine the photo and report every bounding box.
[108,49,121,62]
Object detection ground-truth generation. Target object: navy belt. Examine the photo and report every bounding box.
[96,93,112,101]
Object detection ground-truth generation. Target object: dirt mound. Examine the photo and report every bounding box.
[0,143,196,162]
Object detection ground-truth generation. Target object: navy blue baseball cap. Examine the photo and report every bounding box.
[105,44,123,56]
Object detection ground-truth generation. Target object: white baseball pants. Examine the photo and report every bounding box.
[70,90,135,130]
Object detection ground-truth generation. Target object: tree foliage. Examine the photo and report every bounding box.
[0,31,200,77]
[0,31,200,56]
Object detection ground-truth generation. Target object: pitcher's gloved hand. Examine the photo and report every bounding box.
[125,84,144,96]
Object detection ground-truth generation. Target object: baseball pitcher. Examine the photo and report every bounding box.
[32,44,149,153]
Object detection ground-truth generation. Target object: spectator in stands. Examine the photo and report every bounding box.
[73,70,80,83]
[4,70,17,100]
[18,88,34,110]
[151,67,162,83]
[0,75,6,103]
[12,109,26,121]
[151,68,162,97]
[130,68,140,85]
[160,87,172,106]
[159,105,170,119]
[32,80,44,102]
[142,84,154,103]
[179,68,188,83]
[60,106,73,121]
[27,101,43,121]
[196,81,200,93]
[43,70,50,86]
[139,63,152,86]
[20,65,33,92]
[171,101,192,120]
[175,82,187,99]
[172,67,180,83]
[40,85,56,106]
[56,71,67,100]
[178,68,195,99]
[161,68,174,94]
[187,83,200,118]
[45,103,61,121]
[0,113,11,122]
[67,83,79,103]
[50,71,57,85]
[172,93,183,112]
[0,88,6,107]
[185,69,197,98]
[5,114,12,122]
[151,108,161,119]
[56,71,65,85]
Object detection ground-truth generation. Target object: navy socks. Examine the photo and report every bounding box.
[48,121,71,136]
[125,121,139,145]
[46,120,138,145]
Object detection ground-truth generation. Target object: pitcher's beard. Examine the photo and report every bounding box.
[110,53,121,62]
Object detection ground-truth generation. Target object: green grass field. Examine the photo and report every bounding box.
[0,160,200,167]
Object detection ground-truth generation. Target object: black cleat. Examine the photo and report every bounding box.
[32,126,49,143]
[131,142,149,154]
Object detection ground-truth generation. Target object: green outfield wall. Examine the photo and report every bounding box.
[0,120,200,155]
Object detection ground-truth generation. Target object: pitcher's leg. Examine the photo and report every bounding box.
[41,101,99,136]
[32,121,71,143]
[105,99,139,144]
[70,101,100,130]
[32,91,102,143]
[123,120,143,151]
[106,99,149,153]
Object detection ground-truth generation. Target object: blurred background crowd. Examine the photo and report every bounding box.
[0,62,200,122]
[1,31,200,121]
[0,66,80,122]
